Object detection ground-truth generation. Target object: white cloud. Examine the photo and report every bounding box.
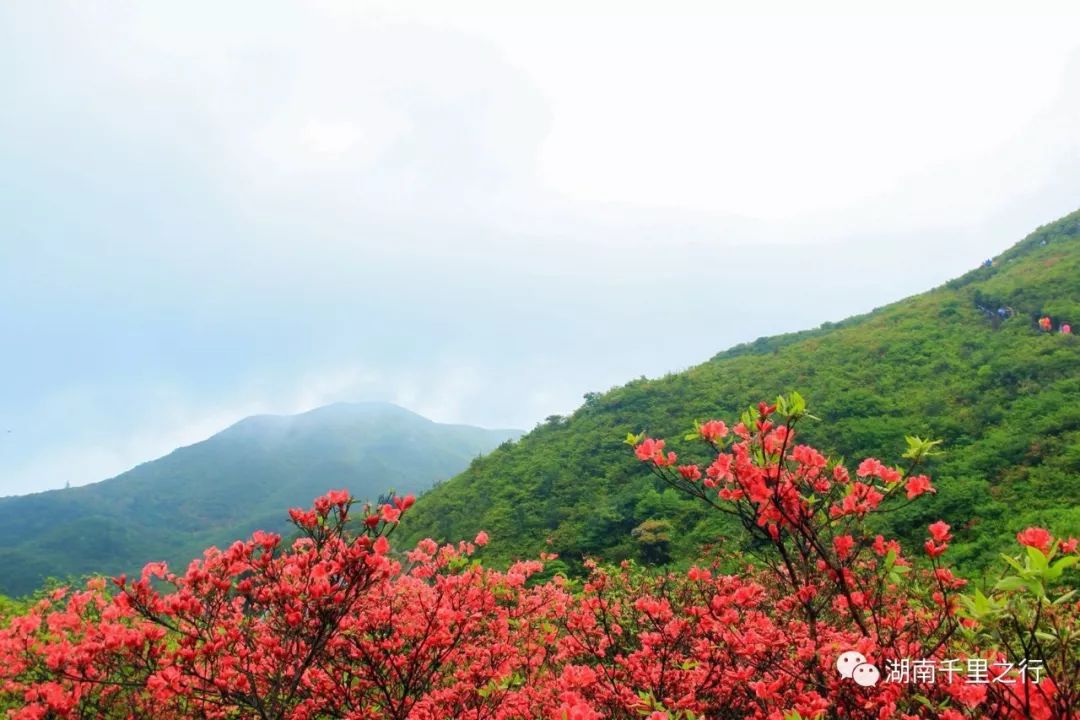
[299,120,363,156]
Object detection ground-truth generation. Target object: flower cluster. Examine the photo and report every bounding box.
[628,393,1078,718]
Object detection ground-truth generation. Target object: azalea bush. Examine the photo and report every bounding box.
[0,394,1076,719]
[623,393,1078,719]
[0,494,570,719]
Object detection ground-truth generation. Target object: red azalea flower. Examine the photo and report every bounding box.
[1016,526,1053,554]
[904,474,935,500]
[698,420,728,441]
[929,520,952,543]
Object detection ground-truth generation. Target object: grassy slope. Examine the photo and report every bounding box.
[0,403,518,596]
[399,210,1080,575]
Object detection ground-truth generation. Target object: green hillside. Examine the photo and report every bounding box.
[0,403,518,596]
[400,210,1080,574]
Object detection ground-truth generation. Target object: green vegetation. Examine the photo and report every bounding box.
[0,403,518,596]
[400,210,1080,576]
[0,594,21,625]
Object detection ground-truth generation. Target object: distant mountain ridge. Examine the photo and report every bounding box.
[0,402,519,596]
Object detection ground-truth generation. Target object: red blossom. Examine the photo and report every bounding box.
[905,473,935,499]
[698,419,728,441]
[380,504,401,523]
[677,464,701,481]
[856,457,884,477]
[833,534,856,560]
[1016,526,1053,554]
[929,520,953,543]
[924,539,949,558]
[634,437,677,466]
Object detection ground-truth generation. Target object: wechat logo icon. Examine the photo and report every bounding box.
[836,650,880,687]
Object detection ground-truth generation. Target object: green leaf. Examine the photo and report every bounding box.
[1023,578,1046,599]
[958,595,979,616]
[741,407,756,428]
[959,589,1001,619]
[790,390,807,415]
[1047,555,1079,580]
[1026,545,1049,573]
[902,435,944,461]
[994,576,1026,592]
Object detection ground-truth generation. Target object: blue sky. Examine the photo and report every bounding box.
[3,1,1080,495]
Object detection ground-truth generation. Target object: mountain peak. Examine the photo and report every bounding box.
[0,404,519,596]
[221,401,426,434]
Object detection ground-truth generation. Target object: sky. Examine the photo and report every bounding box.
[2,1,1080,496]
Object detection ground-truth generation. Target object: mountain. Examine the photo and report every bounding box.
[0,402,519,596]
[399,210,1080,574]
